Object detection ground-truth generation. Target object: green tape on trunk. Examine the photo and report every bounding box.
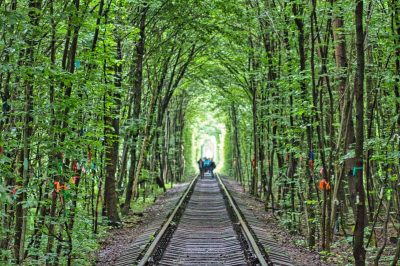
[353,166,363,176]
[23,158,28,171]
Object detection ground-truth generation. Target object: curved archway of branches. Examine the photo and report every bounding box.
[0,0,399,265]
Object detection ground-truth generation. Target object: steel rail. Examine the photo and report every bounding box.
[216,173,270,266]
[137,175,198,266]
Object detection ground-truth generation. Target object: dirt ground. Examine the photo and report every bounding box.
[224,178,399,266]
[223,178,336,266]
[96,178,398,266]
[95,183,188,265]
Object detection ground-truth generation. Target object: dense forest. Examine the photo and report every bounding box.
[0,0,399,265]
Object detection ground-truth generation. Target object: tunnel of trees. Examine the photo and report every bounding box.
[0,0,399,265]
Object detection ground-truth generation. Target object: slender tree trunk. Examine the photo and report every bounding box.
[330,0,356,242]
[391,8,400,265]
[292,0,315,248]
[251,87,258,196]
[14,1,40,262]
[231,104,243,184]
[122,4,147,214]
[393,0,400,153]
[0,0,15,247]
[248,35,259,196]
[103,34,123,225]
[353,0,366,264]
[374,199,392,266]
[127,86,159,211]
[162,112,170,188]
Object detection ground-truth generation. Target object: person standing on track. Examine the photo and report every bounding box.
[210,159,216,178]
[197,158,204,178]
[203,157,210,175]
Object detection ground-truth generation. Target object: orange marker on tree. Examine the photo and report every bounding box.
[319,179,330,191]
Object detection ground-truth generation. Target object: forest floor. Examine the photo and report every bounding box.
[223,178,336,266]
[224,178,399,266]
[95,179,330,265]
[95,178,398,265]
[95,182,189,265]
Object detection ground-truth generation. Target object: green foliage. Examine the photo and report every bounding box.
[1,0,400,264]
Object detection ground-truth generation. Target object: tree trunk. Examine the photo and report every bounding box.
[231,104,243,185]
[14,1,40,262]
[292,0,315,249]
[353,0,366,264]
[248,35,259,196]
[122,4,147,214]
[103,34,123,225]
[374,199,391,266]
[330,0,356,242]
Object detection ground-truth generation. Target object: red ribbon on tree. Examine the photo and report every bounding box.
[54,181,61,192]
[319,179,331,191]
[54,181,68,193]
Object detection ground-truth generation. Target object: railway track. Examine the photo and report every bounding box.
[221,177,294,266]
[135,174,274,266]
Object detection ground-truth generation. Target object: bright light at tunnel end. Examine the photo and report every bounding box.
[191,114,226,173]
